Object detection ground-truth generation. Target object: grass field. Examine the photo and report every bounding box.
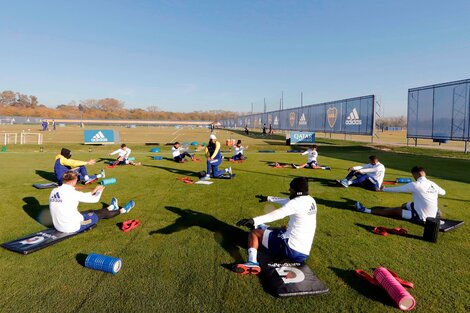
[0,126,468,313]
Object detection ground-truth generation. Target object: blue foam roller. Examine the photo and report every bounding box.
[85,253,122,274]
[100,178,117,186]
[127,157,135,161]
[150,148,160,153]
[153,156,163,160]
[396,178,412,183]
[190,141,199,146]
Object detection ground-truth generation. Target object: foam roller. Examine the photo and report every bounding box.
[150,148,160,153]
[85,253,122,274]
[374,267,416,311]
[100,178,117,186]
[396,178,412,183]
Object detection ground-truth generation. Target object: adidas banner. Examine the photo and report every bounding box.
[84,130,116,144]
[218,95,375,136]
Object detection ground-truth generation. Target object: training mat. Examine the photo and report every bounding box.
[439,219,464,232]
[33,182,58,189]
[1,225,96,255]
[258,250,329,297]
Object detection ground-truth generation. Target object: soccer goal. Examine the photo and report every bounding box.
[2,133,17,145]
[20,132,43,144]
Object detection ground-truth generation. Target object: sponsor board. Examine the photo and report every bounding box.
[84,130,115,144]
[345,108,362,125]
[290,131,315,144]
[327,107,337,128]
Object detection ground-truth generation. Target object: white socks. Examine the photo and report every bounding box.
[97,174,103,179]
[364,208,371,214]
[248,248,258,263]
[84,175,90,181]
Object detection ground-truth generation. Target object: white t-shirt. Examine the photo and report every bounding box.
[110,148,131,159]
[302,149,318,163]
[234,145,245,155]
[383,176,446,221]
[49,184,103,233]
[171,146,181,158]
[352,162,386,186]
[253,195,317,255]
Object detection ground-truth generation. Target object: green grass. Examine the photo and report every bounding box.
[0,127,469,313]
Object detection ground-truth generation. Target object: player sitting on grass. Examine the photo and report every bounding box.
[337,155,385,191]
[355,166,446,223]
[234,177,317,274]
[109,144,141,166]
[172,142,195,162]
[49,171,135,233]
[292,145,330,170]
[231,140,248,161]
[204,134,231,179]
[54,148,104,185]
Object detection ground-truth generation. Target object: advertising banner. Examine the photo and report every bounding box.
[290,131,315,144]
[84,130,115,144]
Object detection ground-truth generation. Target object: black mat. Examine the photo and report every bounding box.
[439,219,464,232]
[1,225,96,255]
[33,182,58,189]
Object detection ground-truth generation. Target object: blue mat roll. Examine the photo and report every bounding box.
[153,156,163,160]
[150,148,160,153]
[395,178,412,183]
[190,141,199,146]
[127,157,135,161]
[85,253,122,274]
[100,178,117,186]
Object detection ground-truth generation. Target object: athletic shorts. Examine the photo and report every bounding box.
[306,161,318,168]
[402,202,422,222]
[118,158,129,165]
[79,212,98,232]
[261,229,308,263]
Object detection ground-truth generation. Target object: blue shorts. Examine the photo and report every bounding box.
[262,229,309,263]
[79,212,99,232]
[306,161,318,168]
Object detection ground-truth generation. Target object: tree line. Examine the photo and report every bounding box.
[0,90,242,121]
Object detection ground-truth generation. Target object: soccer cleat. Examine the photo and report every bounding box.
[291,163,299,169]
[202,174,211,180]
[340,179,349,188]
[227,167,232,175]
[233,262,261,275]
[84,177,98,185]
[100,169,106,178]
[324,166,331,170]
[256,223,269,230]
[355,201,367,213]
[107,197,119,211]
[122,200,135,214]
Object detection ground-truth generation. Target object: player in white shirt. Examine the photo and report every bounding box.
[355,166,446,222]
[49,171,135,233]
[231,140,248,161]
[109,144,141,166]
[171,142,195,162]
[234,177,317,275]
[292,145,331,170]
[338,155,385,191]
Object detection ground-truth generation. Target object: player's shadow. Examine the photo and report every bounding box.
[22,197,53,227]
[96,157,115,163]
[142,164,199,177]
[235,168,291,179]
[329,267,396,308]
[149,206,248,263]
[35,170,56,182]
[305,177,348,188]
[314,197,357,211]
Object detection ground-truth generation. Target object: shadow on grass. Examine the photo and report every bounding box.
[23,197,53,227]
[329,267,396,308]
[96,157,115,163]
[35,170,56,182]
[76,253,87,266]
[355,223,424,240]
[149,206,248,262]
[142,164,199,177]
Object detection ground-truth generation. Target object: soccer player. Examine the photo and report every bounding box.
[292,145,330,170]
[109,144,141,166]
[171,142,195,163]
[54,148,104,185]
[231,140,248,161]
[204,134,231,179]
[49,171,135,233]
[234,177,317,274]
[355,166,446,222]
[337,155,385,191]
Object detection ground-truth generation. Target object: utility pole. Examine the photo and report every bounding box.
[251,102,253,114]
[301,92,303,107]
[264,98,266,113]
[281,91,284,110]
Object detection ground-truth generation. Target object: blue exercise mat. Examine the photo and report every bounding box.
[33,182,59,189]
[1,225,96,255]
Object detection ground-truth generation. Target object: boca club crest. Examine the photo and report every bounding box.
[289,112,296,127]
[327,107,337,128]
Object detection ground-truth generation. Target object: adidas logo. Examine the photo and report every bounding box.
[91,131,108,142]
[50,192,62,202]
[345,108,362,125]
[299,113,307,126]
[274,116,279,125]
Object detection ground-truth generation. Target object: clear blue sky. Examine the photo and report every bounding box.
[1,0,469,116]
